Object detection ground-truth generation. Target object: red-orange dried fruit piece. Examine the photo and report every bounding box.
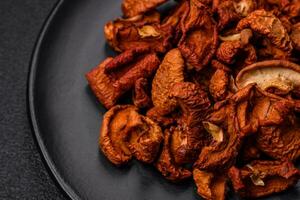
[100,105,164,165]
[148,48,185,125]
[122,0,168,18]
[236,60,300,95]
[104,11,173,53]
[99,105,140,165]
[237,9,293,57]
[194,84,258,171]
[228,161,300,198]
[133,78,152,109]
[169,82,211,164]
[86,50,160,109]
[291,23,300,51]
[193,169,227,200]
[178,0,218,71]
[250,90,300,161]
[209,60,231,101]
[155,129,192,182]
[128,115,164,163]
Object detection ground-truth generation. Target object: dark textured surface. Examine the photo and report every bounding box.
[0,1,66,199]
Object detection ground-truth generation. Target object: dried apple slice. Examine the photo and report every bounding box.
[236,60,300,94]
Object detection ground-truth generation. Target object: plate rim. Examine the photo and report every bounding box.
[27,0,80,199]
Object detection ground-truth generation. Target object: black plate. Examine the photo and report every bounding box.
[28,0,300,199]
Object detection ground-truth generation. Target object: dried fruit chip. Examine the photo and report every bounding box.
[128,116,164,163]
[233,0,256,17]
[203,121,224,142]
[193,168,227,200]
[100,105,164,165]
[122,0,168,18]
[138,25,161,38]
[209,60,231,101]
[216,29,256,67]
[169,82,211,164]
[237,9,293,55]
[236,60,300,94]
[291,23,300,51]
[151,49,185,114]
[155,129,192,182]
[178,0,218,71]
[194,84,257,171]
[99,105,141,165]
[216,0,240,30]
[250,89,300,161]
[228,161,300,198]
[104,11,173,53]
[133,78,152,109]
[281,0,300,22]
[86,50,160,109]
